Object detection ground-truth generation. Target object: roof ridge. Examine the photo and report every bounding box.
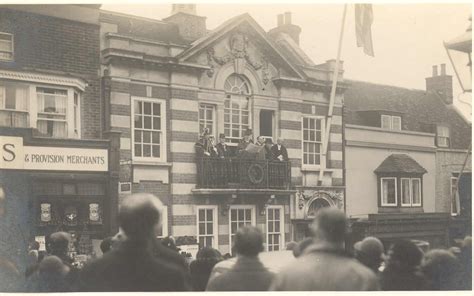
[346,79,426,93]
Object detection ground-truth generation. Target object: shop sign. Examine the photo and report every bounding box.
[1,136,108,172]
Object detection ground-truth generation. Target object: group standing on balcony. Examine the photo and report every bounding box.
[194,128,289,162]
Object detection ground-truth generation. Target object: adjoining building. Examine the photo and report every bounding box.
[100,5,347,254]
[0,5,120,268]
[345,64,471,249]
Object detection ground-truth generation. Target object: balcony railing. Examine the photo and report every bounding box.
[196,158,291,190]
[0,109,29,128]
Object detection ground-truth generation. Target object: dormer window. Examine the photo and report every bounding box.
[381,114,401,131]
[436,125,450,147]
[0,33,13,61]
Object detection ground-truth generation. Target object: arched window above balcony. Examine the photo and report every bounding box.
[224,74,252,143]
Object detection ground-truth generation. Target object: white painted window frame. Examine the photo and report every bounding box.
[392,116,402,131]
[301,115,326,170]
[0,81,81,138]
[228,205,256,250]
[411,178,422,206]
[380,177,397,207]
[0,32,14,61]
[381,114,391,129]
[131,96,167,163]
[157,205,169,238]
[266,205,285,252]
[196,205,219,249]
[436,126,450,148]
[451,177,460,216]
[198,103,216,138]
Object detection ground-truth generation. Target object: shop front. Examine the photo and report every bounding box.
[0,129,119,267]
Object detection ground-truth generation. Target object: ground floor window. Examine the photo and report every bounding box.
[229,206,255,251]
[197,206,218,248]
[266,206,284,251]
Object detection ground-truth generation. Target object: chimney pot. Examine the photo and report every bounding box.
[277,14,284,26]
[284,11,292,25]
[440,63,446,76]
[432,65,438,77]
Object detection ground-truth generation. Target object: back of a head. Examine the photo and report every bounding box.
[48,232,71,257]
[118,193,162,240]
[39,256,69,277]
[389,240,423,269]
[422,249,459,289]
[196,247,222,261]
[100,237,113,254]
[234,226,263,257]
[30,241,40,251]
[311,208,347,243]
[355,236,384,259]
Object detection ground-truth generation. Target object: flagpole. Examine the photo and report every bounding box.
[318,4,348,185]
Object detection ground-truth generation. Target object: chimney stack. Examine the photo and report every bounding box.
[426,64,453,105]
[277,14,284,26]
[268,11,302,45]
[164,4,206,42]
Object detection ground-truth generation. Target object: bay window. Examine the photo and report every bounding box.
[380,177,397,206]
[0,82,29,127]
[37,87,68,138]
[132,97,166,162]
[401,178,422,207]
[0,82,81,138]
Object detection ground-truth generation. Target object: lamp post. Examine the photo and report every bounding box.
[444,16,472,93]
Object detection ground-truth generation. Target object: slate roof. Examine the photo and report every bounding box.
[344,80,471,149]
[374,154,427,174]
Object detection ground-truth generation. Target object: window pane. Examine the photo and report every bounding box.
[382,179,396,204]
[144,102,151,115]
[412,179,421,205]
[153,118,161,130]
[207,209,213,221]
[275,221,280,232]
[152,145,160,158]
[143,131,151,143]
[207,223,213,234]
[134,101,142,115]
[153,103,161,116]
[392,116,401,131]
[143,144,151,157]
[135,115,142,128]
[245,209,251,220]
[268,209,274,220]
[309,119,315,129]
[199,209,205,221]
[152,132,160,144]
[144,116,152,129]
[231,209,236,220]
[381,115,391,129]
[134,130,142,142]
[303,118,308,129]
[199,223,205,235]
[401,179,411,205]
[205,236,213,247]
[134,144,142,157]
[268,222,274,232]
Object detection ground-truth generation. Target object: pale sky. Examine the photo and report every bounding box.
[101,2,472,119]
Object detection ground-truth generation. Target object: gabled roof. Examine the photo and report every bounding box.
[344,80,472,149]
[374,154,427,174]
[176,13,305,79]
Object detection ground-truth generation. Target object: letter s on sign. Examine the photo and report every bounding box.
[3,144,16,162]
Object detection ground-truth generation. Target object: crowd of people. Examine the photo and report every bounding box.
[0,193,472,292]
[195,128,289,161]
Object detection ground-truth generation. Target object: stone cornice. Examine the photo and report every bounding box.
[0,69,87,90]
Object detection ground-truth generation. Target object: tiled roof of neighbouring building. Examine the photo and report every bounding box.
[344,80,471,150]
[374,154,428,174]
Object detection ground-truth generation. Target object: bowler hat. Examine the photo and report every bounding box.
[219,133,226,139]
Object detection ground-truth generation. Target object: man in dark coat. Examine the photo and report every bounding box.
[206,226,275,291]
[271,138,289,161]
[79,193,189,292]
[216,133,231,158]
[264,138,274,161]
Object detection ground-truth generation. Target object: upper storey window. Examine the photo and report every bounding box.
[0,33,13,61]
[381,114,401,131]
[224,74,251,144]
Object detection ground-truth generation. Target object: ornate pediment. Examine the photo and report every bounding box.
[295,189,345,220]
[205,32,271,84]
[177,13,304,80]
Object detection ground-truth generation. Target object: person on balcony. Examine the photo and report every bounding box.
[195,128,211,158]
[254,136,267,160]
[216,133,231,158]
[208,136,219,158]
[237,129,253,155]
[264,138,274,161]
[271,138,289,162]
